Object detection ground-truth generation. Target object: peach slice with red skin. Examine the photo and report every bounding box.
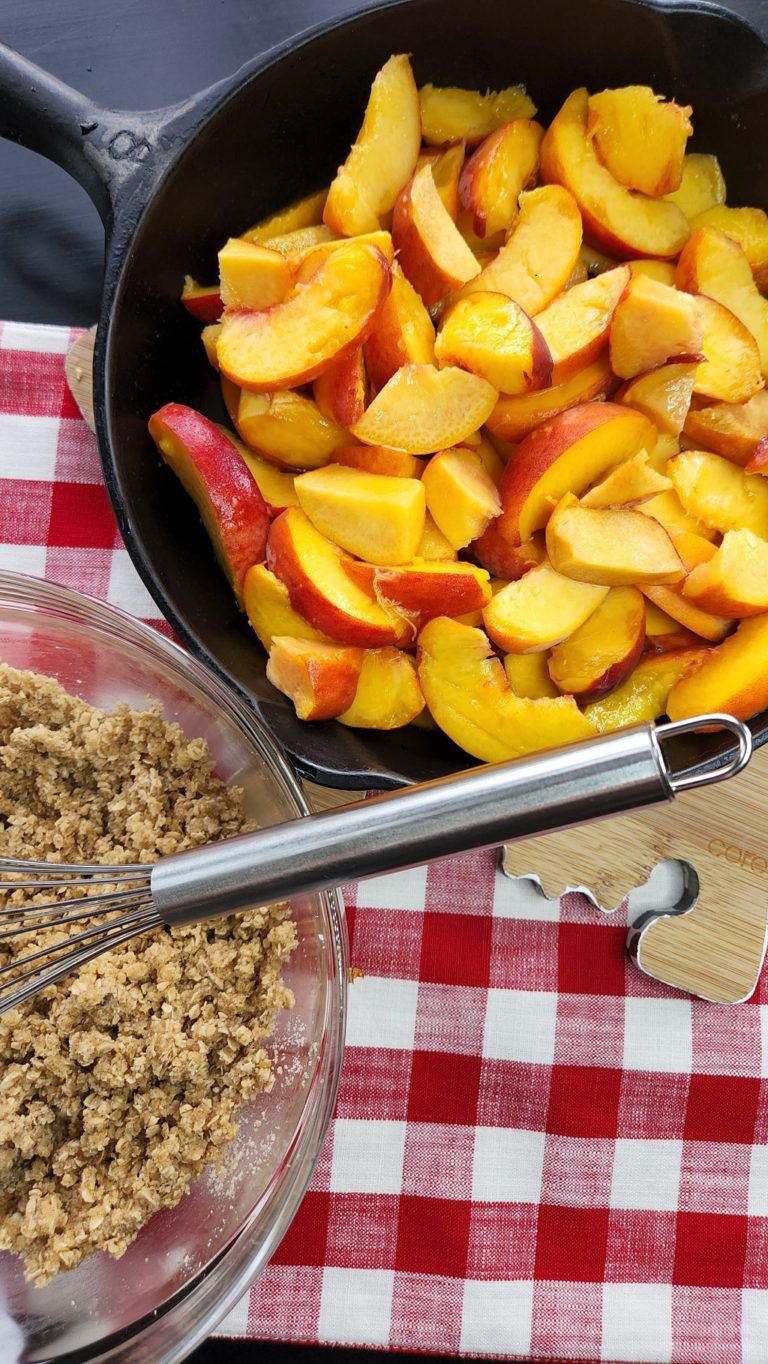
[363,261,436,390]
[468,521,546,580]
[583,648,708,732]
[338,647,425,729]
[458,184,583,315]
[689,295,763,405]
[243,187,327,243]
[181,276,222,323]
[535,265,630,383]
[417,616,596,764]
[676,227,768,374]
[323,54,421,236]
[333,445,422,479]
[291,229,394,284]
[221,431,298,516]
[539,88,690,259]
[217,240,391,392]
[664,153,725,220]
[148,403,269,607]
[458,119,544,238]
[483,560,609,653]
[350,364,497,456]
[243,563,329,651]
[485,354,618,443]
[419,83,536,147]
[616,362,698,437]
[609,275,703,380]
[667,448,768,539]
[344,557,490,623]
[643,599,704,655]
[683,529,768,617]
[503,651,560,699]
[393,164,481,306]
[545,494,684,586]
[218,238,293,311]
[587,86,692,197]
[421,448,501,550]
[294,465,425,566]
[547,586,646,700]
[580,451,671,508]
[666,613,768,723]
[313,348,367,428]
[267,508,411,647]
[684,390,768,467]
[418,145,465,220]
[266,637,364,721]
[237,389,347,471]
[691,204,768,294]
[497,401,657,545]
[641,528,731,643]
[435,292,552,395]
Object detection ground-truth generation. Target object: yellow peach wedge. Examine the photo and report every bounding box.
[616,362,698,437]
[503,651,560,699]
[218,238,293,311]
[676,226,768,374]
[584,648,708,732]
[266,637,363,721]
[483,560,608,652]
[639,488,716,542]
[313,348,367,429]
[691,204,768,293]
[683,529,768,617]
[419,83,536,147]
[435,292,552,395]
[663,153,726,220]
[421,448,501,550]
[667,448,768,538]
[547,585,646,700]
[580,451,672,507]
[545,495,684,586]
[243,188,327,243]
[393,164,481,306]
[343,558,491,631]
[363,261,436,390]
[535,265,630,383]
[222,431,298,516]
[458,184,583,315]
[418,144,465,220]
[237,389,346,470]
[684,390,768,467]
[333,445,422,479]
[644,599,705,654]
[485,354,618,443]
[666,613,768,723]
[243,564,329,651]
[338,647,425,729]
[294,465,426,566]
[350,364,497,455]
[458,118,544,238]
[609,275,703,380]
[587,86,692,197]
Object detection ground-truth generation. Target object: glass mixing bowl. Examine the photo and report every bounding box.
[0,572,347,1363]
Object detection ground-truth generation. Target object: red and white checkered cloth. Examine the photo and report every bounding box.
[2,319,768,1363]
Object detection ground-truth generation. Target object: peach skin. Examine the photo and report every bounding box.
[294,464,426,565]
[587,86,692,197]
[243,563,329,651]
[666,613,768,723]
[218,238,293,311]
[221,431,298,517]
[181,276,222,323]
[148,402,269,607]
[539,88,690,259]
[497,401,657,545]
[416,616,596,763]
[350,364,498,455]
[683,529,768,617]
[468,521,546,580]
[435,292,552,395]
[393,163,481,306]
[333,445,422,479]
[676,227,768,374]
[485,354,618,443]
[338,647,425,729]
[266,636,364,721]
[483,560,609,652]
[535,265,630,383]
[684,390,768,467]
[458,185,583,315]
[663,153,726,221]
[503,651,560,699]
[545,495,684,586]
[580,451,672,508]
[419,83,536,147]
[548,585,646,700]
[313,348,367,429]
[584,647,708,732]
[237,389,347,471]
[616,362,698,437]
[291,229,394,284]
[266,508,411,647]
[609,275,703,380]
[343,557,491,628]
[323,54,421,236]
[421,447,501,550]
[458,118,544,238]
[217,240,391,391]
[667,448,768,539]
[363,261,436,390]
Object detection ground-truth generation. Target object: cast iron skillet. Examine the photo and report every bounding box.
[1,0,767,789]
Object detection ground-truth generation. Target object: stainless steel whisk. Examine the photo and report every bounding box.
[0,714,752,1016]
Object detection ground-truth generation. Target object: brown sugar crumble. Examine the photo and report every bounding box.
[0,663,296,1286]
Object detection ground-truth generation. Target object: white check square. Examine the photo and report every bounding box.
[743,1288,768,1362]
[623,997,692,1073]
[0,544,46,577]
[330,1118,406,1195]
[344,975,419,1051]
[107,549,162,619]
[493,872,560,921]
[0,321,72,353]
[748,1144,768,1216]
[0,413,59,480]
[610,1138,683,1211]
[318,1267,394,1346]
[472,1126,545,1204]
[355,865,428,912]
[483,988,558,1065]
[602,1283,672,1362]
[461,1279,533,1356]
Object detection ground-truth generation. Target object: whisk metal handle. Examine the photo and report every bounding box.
[150,715,751,926]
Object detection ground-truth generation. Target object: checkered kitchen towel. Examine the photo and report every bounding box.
[3,320,768,1363]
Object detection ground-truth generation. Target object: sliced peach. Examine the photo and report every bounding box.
[691,204,768,293]
[668,448,768,538]
[313,349,366,428]
[237,389,346,470]
[416,513,458,561]
[333,444,422,479]
[539,88,689,259]
[221,431,298,516]
[266,636,363,721]
[261,224,338,255]
[324,54,421,235]
[243,563,329,651]
[683,529,768,617]
[455,208,507,256]
[148,403,269,606]
[338,647,425,729]
[419,83,536,147]
[684,389,768,467]
[483,560,608,652]
[421,447,501,550]
[343,557,491,628]
[459,185,583,315]
[458,119,544,238]
[584,648,708,731]
[503,651,560,699]
[642,584,731,645]
[218,238,293,311]
[587,86,692,197]
[363,261,436,390]
[393,164,481,306]
[667,613,768,722]
[181,276,222,323]
[243,188,327,243]
[203,325,223,371]
[497,402,657,545]
[548,585,646,699]
[485,354,618,443]
[350,364,497,455]
[468,521,546,580]
[643,599,704,654]
[609,275,702,379]
[546,494,684,586]
[676,227,768,374]
[535,265,630,383]
[217,240,391,392]
[628,259,678,286]
[746,440,768,476]
[639,488,716,542]
[294,465,425,565]
[418,144,465,220]
[435,292,552,394]
[463,434,505,484]
[266,509,411,647]
[580,450,672,507]
[616,362,698,436]
[417,616,595,763]
[688,295,764,404]
[664,153,726,220]
[291,229,394,284]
